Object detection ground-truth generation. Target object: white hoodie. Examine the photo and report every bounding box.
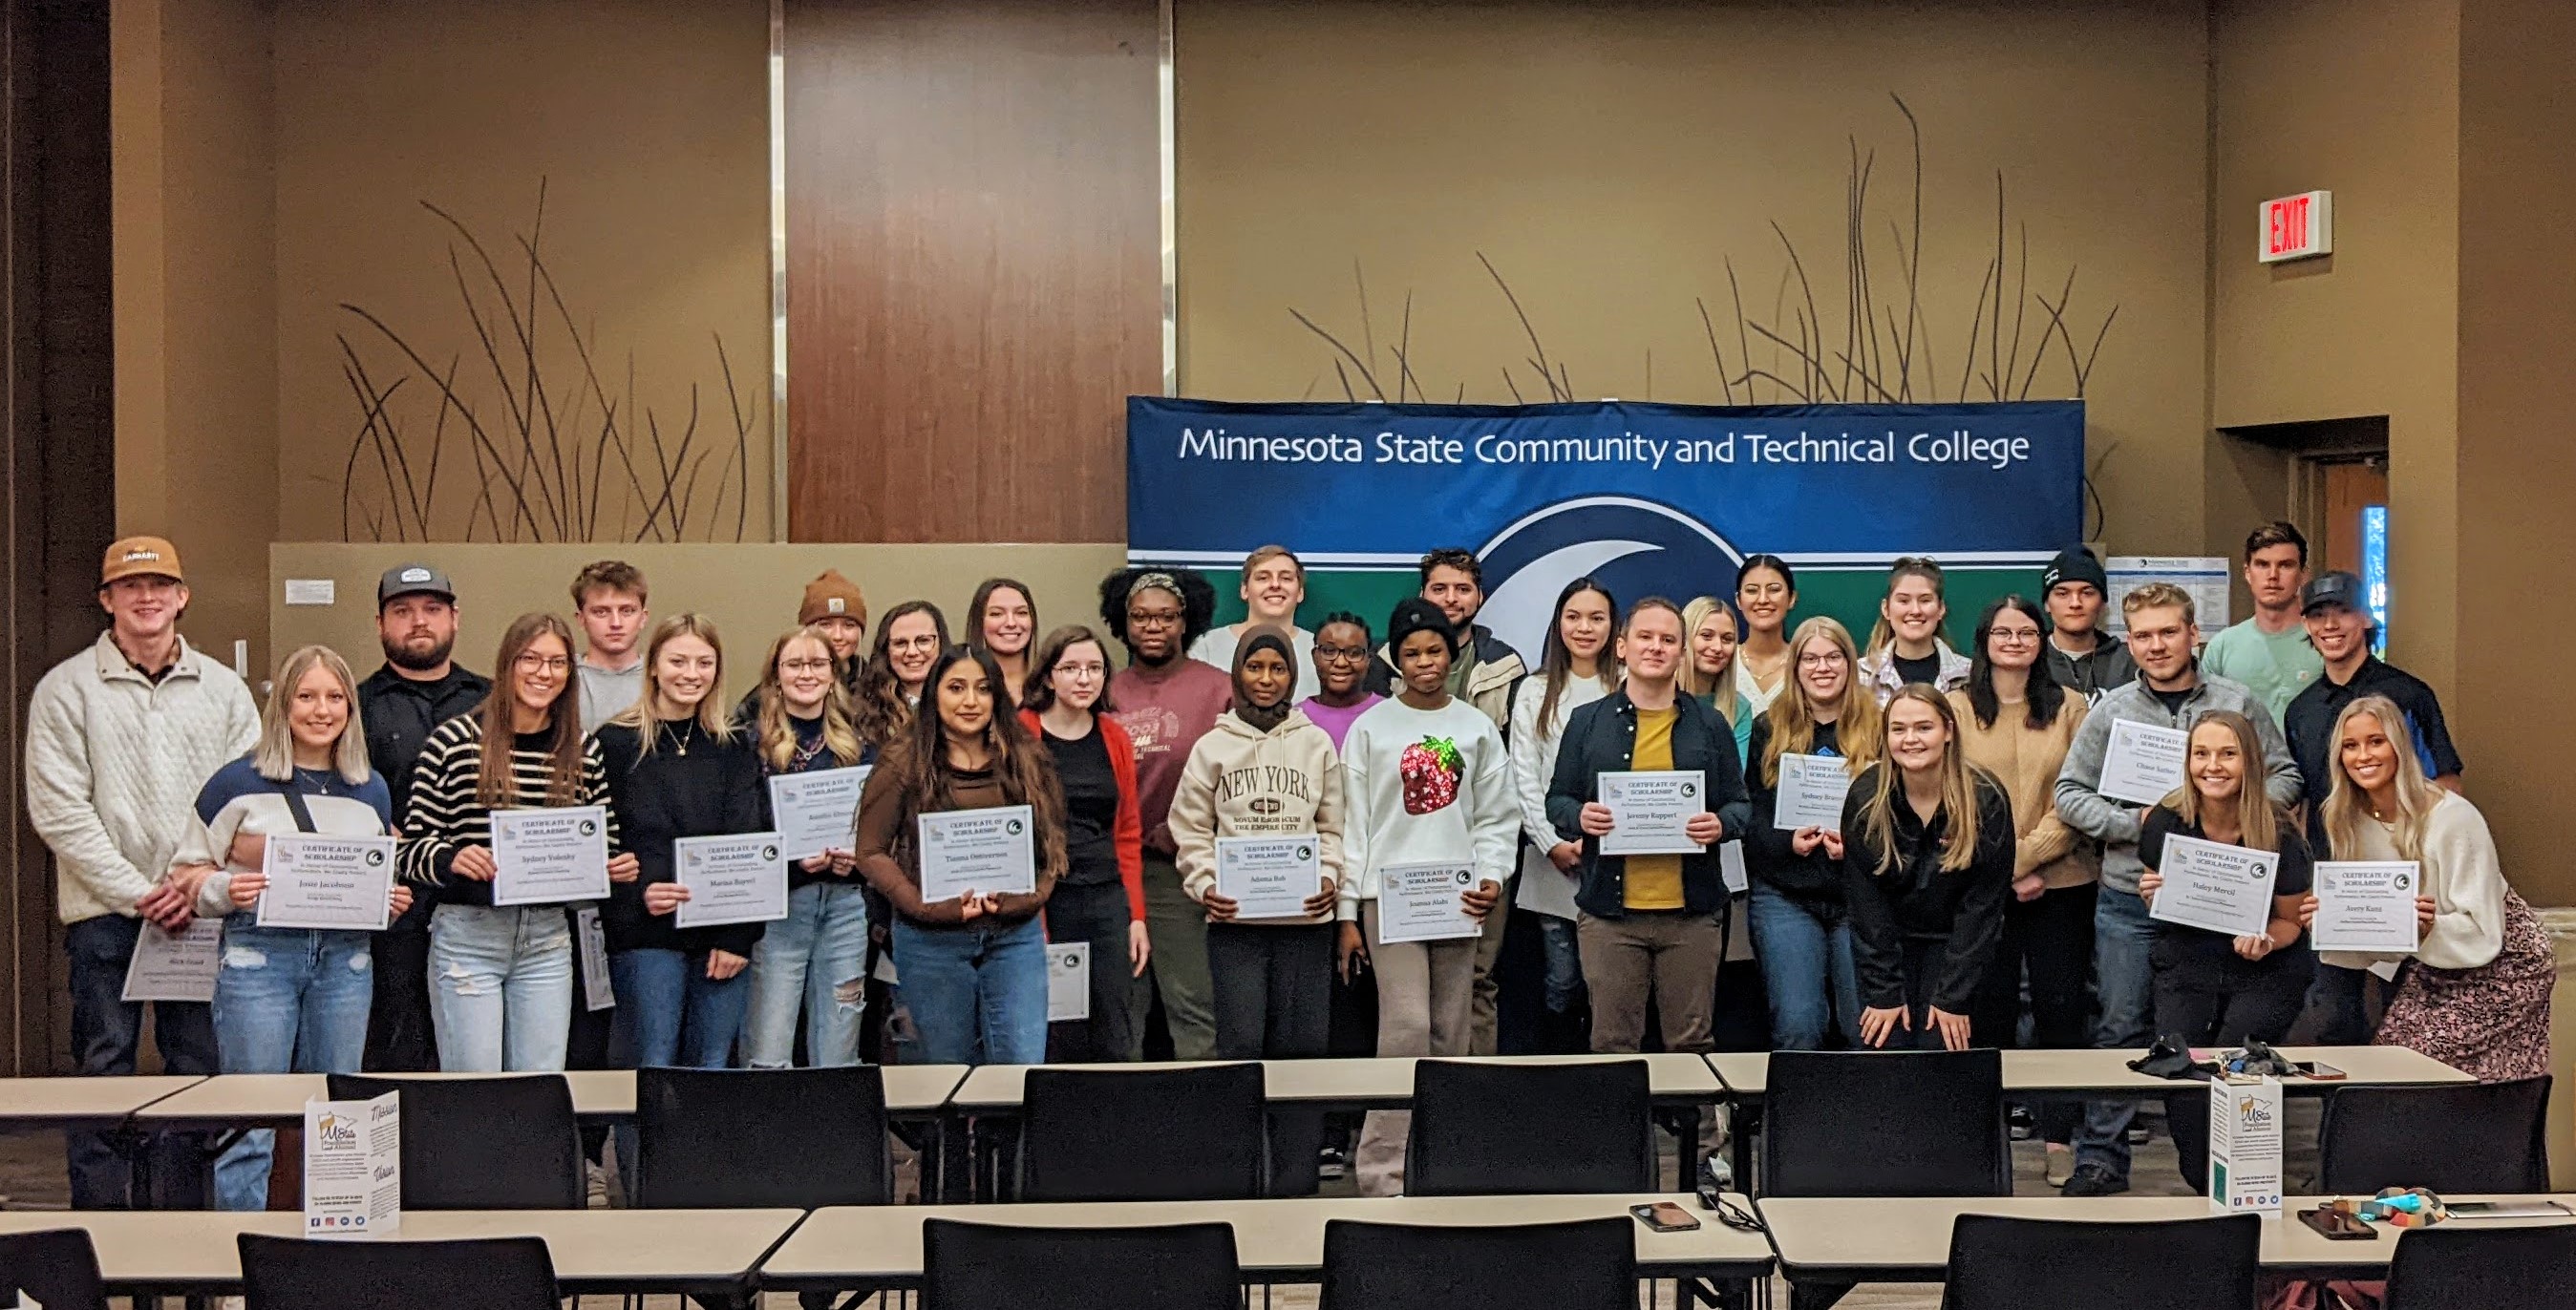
[1170,708,1345,923]
[1334,695,1516,920]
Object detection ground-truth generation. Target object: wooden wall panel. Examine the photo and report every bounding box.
[785,0,1160,543]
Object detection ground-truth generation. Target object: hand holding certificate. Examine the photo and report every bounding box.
[1216,835,1324,919]
[2099,720,2189,806]
[1375,861,1484,944]
[1773,754,1855,833]
[2146,835,2278,939]
[256,834,398,931]
[672,833,789,928]
[490,805,611,905]
[769,767,870,863]
[917,805,1036,903]
[1600,770,1705,856]
[2310,861,2421,954]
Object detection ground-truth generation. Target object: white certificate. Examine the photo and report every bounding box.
[1719,839,1749,894]
[672,832,789,929]
[1375,860,1482,945]
[1600,770,1704,856]
[1048,940,1090,1022]
[2310,861,2421,954]
[2099,720,2189,806]
[916,805,1036,901]
[2147,835,2279,938]
[255,834,396,932]
[121,917,223,1004]
[768,766,871,863]
[1773,753,1855,832]
[1217,835,1323,919]
[575,906,614,1011]
[490,805,611,905]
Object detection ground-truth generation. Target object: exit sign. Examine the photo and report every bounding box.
[2259,191,2333,263]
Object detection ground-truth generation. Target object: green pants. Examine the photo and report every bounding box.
[1126,850,1218,1060]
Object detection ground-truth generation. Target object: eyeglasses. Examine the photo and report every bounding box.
[1127,610,1182,628]
[1798,651,1848,668]
[779,658,834,674]
[1989,627,2043,644]
[514,654,570,673]
[1697,1191,1763,1233]
[1314,644,1370,662]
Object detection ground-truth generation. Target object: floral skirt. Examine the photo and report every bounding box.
[2374,891,2554,1082]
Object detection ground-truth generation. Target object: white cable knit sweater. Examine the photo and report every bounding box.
[25,633,259,923]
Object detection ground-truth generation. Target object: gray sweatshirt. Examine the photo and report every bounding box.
[2052,669,2301,894]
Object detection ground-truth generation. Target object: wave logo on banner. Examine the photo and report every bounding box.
[1477,496,1744,666]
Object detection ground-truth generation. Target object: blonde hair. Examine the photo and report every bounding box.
[2321,694,2443,860]
[1759,617,1882,786]
[609,613,739,752]
[2121,581,2197,626]
[1677,595,1738,721]
[254,645,372,785]
[1855,688,1987,876]
[2170,710,2281,853]
[756,626,866,773]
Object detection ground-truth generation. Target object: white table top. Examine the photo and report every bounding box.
[1707,1046,2472,1097]
[1756,1194,2576,1278]
[131,1066,969,1125]
[0,1207,807,1293]
[950,1054,1722,1111]
[761,1193,1771,1287]
[0,1075,204,1126]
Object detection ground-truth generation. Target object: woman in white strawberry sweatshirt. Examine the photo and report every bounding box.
[1334,598,1517,1196]
[1172,626,1346,1193]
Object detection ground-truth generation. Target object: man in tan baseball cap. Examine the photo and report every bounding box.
[99,535,183,587]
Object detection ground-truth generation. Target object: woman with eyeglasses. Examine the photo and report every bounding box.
[1020,623,1148,1063]
[1298,612,1383,750]
[1743,617,1881,1048]
[1948,596,2095,1183]
[1859,557,1969,704]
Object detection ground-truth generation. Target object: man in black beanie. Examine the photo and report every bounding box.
[2040,545,2137,701]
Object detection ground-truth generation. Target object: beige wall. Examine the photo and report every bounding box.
[112,0,280,672]
[1176,0,2215,554]
[2209,0,2462,687]
[268,542,1127,702]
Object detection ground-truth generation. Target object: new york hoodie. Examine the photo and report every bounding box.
[1170,708,1346,924]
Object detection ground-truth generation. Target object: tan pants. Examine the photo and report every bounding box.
[1353,901,1481,1196]
[1467,877,1511,1054]
[1580,909,1729,1170]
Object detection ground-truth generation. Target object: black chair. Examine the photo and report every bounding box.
[1404,1058,1654,1196]
[1017,1063,1267,1201]
[921,1218,1239,1310]
[238,1233,557,1310]
[1319,1216,1635,1310]
[1760,1049,2008,1197]
[327,1073,583,1209]
[2383,1224,2576,1310]
[1939,1213,2260,1310]
[0,1229,109,1310]
[2317,1075,2553,1194]
[632,1065,893,1209]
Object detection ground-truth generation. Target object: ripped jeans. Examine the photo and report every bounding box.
[740,881,871,1067]
[427,903,573,1073]
[209,921,374,1211]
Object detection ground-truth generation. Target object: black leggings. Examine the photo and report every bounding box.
[2153,944,2313,1191]
[1976,881,2097,1144]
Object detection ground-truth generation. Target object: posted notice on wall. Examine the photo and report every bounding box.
[304,1089,400,1237]
[2106,556,2231,634]
[1048,940,1090,1022]
[490,805,611,906]
[2310,861,2422,955]
[121,917,223,1004]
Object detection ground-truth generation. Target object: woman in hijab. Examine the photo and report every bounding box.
[1171,626,1346,1194]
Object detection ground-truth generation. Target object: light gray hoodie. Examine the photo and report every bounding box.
[2052,668,2301,894]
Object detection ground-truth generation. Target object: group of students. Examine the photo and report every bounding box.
[23,520,2549,1212]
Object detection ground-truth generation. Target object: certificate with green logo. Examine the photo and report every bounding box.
[1217,835,1322,919]
[917,805,1035,901]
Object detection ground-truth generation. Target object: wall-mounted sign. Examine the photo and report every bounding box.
[2259,191,2332,264]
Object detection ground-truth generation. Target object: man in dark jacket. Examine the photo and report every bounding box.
[2039,545,2138,701]
[356,563,488,1072]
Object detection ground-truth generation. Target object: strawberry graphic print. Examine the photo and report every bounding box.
[1398,736,1463,814]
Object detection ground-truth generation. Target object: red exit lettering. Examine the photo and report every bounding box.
[2259,191,2331,264]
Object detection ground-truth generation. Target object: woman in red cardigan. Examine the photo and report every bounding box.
[1019,624,1148,1061]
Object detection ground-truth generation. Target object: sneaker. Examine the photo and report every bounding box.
[1316,1145,1350,1180]
[585,1161,611,1209]
[2060,1163,2129,1197]
[2008,1107,2035,1141]
[2044,1147,2076,1189]
[1699,1154,1735,1193]
[2125,1124,2152,1146]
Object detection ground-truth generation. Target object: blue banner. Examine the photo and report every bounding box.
[1127,397,2084,659]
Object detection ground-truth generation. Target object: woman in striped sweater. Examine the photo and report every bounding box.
[399,613,636,1072]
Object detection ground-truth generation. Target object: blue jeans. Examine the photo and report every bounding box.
[209,921,375,1211]
[64,915,218,1210]
[607,948,752,1071]
[2074,885,2160,1179]
[1535,914,1583,1014]
[427,904,574,1072]
[1746,883,1861,1049]
[741,882,871,1067]
[889,916,1048,1065]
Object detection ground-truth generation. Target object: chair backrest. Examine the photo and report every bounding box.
[633,1066,893,1209]
[1938,1213,2260,1310]
[1018,1064,1267,1202]
[327,1074,583,1210]
[238,1233,557,1310]
[1319,1217,1636,1310]
[2317,1075,2553,1194]
[1761,1049,2009,1197]
[2384,1224,2576,1310]
[922,1219,1241,1310]
[1404,1059,1655,1196]
[0,1229,109,1310]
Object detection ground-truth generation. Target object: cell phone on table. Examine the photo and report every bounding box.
[1630,1202,1701,1233]
[2303,1062,2346,1081]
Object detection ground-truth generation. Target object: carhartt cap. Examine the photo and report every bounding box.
[100,537,182,586]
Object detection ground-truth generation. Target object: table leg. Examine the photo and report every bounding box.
[1787,1279,1852,1310]
[1731,1102,1758,1194]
